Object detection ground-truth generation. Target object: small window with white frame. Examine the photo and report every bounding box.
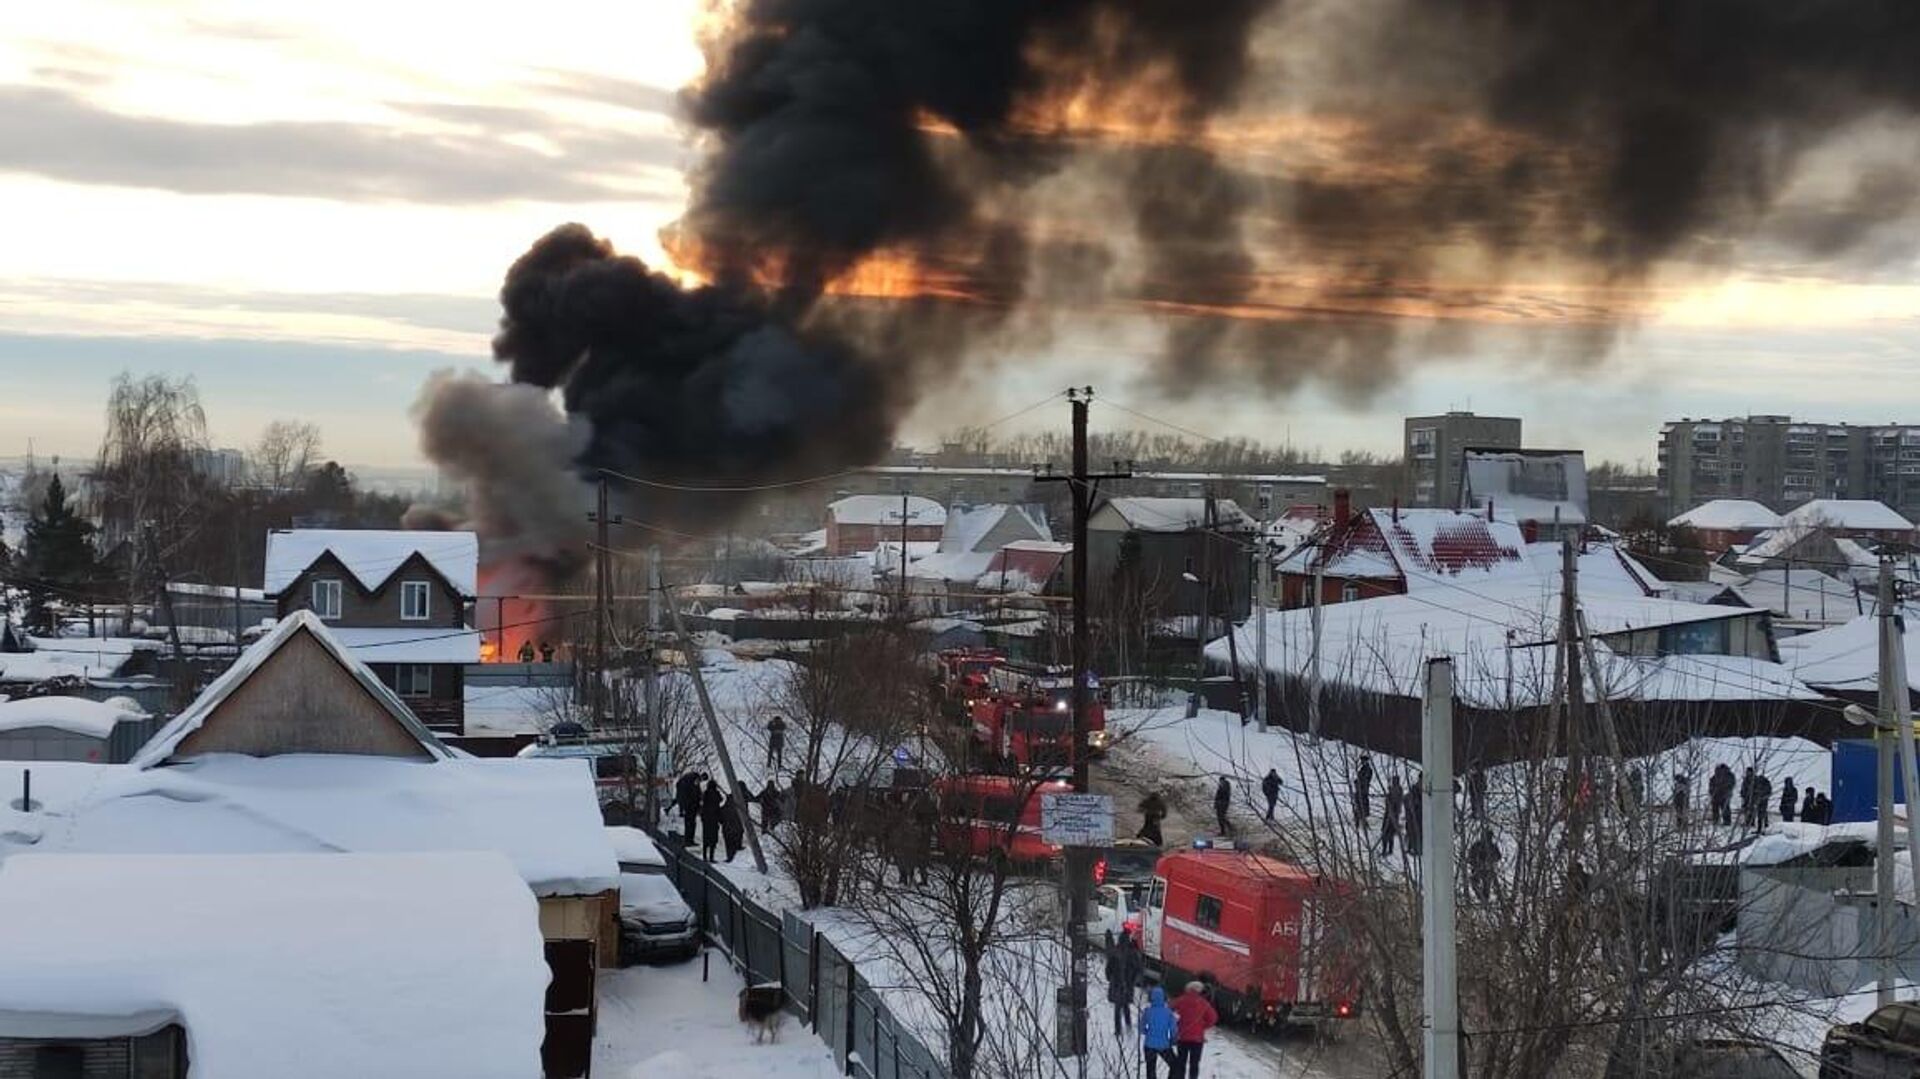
[311,578,342,620]
[398,665,433,697]
[400,580,430,621]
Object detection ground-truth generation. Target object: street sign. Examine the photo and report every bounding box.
[1042,792,1114,846]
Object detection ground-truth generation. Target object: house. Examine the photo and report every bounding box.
[156,581,275,642]
[1667,499,1784,554]
[824,495,945,556]
[0,851,548,1079]
[1458,448,1589,541]
[1280,496,1529,607]
[1720,567,1864,635]
[977,540,1073,596]
[1783,499,1915,543]
[1087,497,1256,620]
[900,504,1053,609]
[263,528,481,733]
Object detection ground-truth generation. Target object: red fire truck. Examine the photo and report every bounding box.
[932,649,1003,721]
[932,774,1074,864]
[968,665,1108,769]
[1136,846,1361,1026]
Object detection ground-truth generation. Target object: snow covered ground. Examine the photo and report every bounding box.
[595,956,839,1079]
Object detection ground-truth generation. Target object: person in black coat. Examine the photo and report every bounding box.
[1136,792,1168,846]
[1354,756,1375,826]
[1261,769,1283,822]
[1403,776,1423,858]
[1708,764,1735,827]
[766,715,788,774]
[1467,829,1500,901]
[759,779,783,830]
[1752,773,1773,831]
[1380,775,1403,856]
[699,779,725,862]
[1213,777,1233,837]
[721,795,745,862]
[1801,786,1818,824]
[675,772,701,844]
[1672,772,1690,828]
[1105,932,1144,1036]
[1779,774,1797,824]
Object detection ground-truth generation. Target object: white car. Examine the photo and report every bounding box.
[605,827,699,962]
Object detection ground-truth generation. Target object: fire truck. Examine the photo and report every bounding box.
[967,663,1108,769]
[931,648,1003,722]
[932,774,1074,864]
[1134,845,1361,1026]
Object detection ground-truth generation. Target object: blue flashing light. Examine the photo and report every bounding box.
[1192,838,1213,850]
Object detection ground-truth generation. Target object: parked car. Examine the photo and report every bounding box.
[1821,1001,1920,1078]
[605,826,698,963]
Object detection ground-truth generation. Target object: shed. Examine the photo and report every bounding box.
[0,695,151,763]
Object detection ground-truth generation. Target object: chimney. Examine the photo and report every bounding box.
[1486,499,1495,523]
[1391,497,1400,524]
[1333,488,1351,523]
[1522,519,1539,543]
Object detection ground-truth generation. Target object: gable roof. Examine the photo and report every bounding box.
[1098,497,1256,532]
[1459,448,1588,525]
[1783,499,1914,531]
[940,503,1050,553]
[132,611,454,768]
[1319,508,1529,583]
[1669,499,1784,531]
[264,529,478,597]
[828,495,947,527]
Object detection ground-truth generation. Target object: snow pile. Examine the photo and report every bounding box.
[0,851,548,1079]
[16,754,618,896]
[0,695,146,738]
[263,528,478,595]
[594,962,838,1078]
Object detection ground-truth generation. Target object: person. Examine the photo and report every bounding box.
[1139,986,1180,1079]
[1709,763,1735,827]
[1170,981,1217,1079]
[1468,763,1488,820]
[1814,792,1833,825]
[1672,772,1690,828]
[766,715,788,774]
[1802,786,1818,824]
[538,640,555,663]
[1753,772,1773,831]
[1739,766,1757,829]
[1261,769,1283,822]
[1467,829,1500,901]
[1627,765,1646,810]
[1354,756,1374,827]
[699,779,724,862]
[675,772,701,844]
[1137,791,1168,846]
[1105,933,1143,1036]
[516,639,535,663]
[759,778,784,830]
[721,793,745,862]
[1404,777,1423,858]
[1780,774,1797,824]
[1380,774,1404,856]
[1213,777,1233,837]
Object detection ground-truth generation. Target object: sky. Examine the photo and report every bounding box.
[2,2,1918,472]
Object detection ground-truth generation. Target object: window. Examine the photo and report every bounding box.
[1194,893,1224,931]
[594,754,635,780]
[1341,582,1361,602]
[400,580,431,620]
[1148,878,1166,910]
[398,664,433,697]
[311,578,342,620]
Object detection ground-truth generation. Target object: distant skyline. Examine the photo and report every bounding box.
[3,2,1917,471]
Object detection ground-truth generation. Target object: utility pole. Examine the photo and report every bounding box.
[1421,657,1460,1079]
[1879,556,1916,1006]
[1308,545,1324,742]
[590,474,611,727]
[663,579,767,873]
[1561,538,1586,820]
[1034,387,1128,1073]
[899,491,911,618]
[644,546,662,826]
[1254,487,1270,733]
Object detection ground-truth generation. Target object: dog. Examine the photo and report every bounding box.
[738,983,786,1044]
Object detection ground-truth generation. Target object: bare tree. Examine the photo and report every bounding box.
[251,420,322,493]
[91,373,211,609]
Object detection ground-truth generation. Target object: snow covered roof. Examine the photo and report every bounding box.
[1669,499,1784,531]
[8,754,618,896]
[0,695,146,739]
[907,550,997,583]
[827,494,946,527]
[331,625,483,664]
[0,851,547,1079]
[1459,449,1589,525]
[166,581,268,601]
[263,529,479,597]
[940,503,1049,553]
[133,612,454,767]
[1777,615,1920,693]
[1320,509,1528,584]
[1213,576,1804,709]
[463,684,560,737]
[1727,568,1862,625]
[1097,497,1255,532]
[978,540,1072,593]
[1784,499,1914,532]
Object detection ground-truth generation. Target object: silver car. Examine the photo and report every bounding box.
[605,827,699,962]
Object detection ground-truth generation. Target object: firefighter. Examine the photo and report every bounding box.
[1467,829,1500,901]
[1137,792,1168,846]
[1780,774,1797,824]
[1353,756,1374,827]
[538,640,555,662]
[766,715,788,775]
[1212,777,1233,837]
[1380,774,1403,856]
[516,639,535,663]
[1261,769,1282,822]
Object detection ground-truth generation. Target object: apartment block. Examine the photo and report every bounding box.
[1658,415,1920,519]
[1403,412,1522,507]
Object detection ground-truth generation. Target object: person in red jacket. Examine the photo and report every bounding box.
[1169,981,1218,1078]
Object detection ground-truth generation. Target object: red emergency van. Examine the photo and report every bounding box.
[932,774,1074,864]
[1138,846,1361,1025]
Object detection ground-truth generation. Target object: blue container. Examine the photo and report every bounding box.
[1831,738,1916,823]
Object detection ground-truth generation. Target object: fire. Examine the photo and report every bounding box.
[476,558,554,664]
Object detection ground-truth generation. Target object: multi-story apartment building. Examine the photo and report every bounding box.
[1403,412,1522,507]
[1658,415,1920,520]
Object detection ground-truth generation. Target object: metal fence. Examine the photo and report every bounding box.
[650,830,947,1079]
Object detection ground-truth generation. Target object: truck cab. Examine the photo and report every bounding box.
[1135,845,1360,1025]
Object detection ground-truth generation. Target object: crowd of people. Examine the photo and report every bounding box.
[1105,930,1216,1079]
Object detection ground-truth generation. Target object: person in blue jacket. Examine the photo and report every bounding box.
[1140,986,1180,1079]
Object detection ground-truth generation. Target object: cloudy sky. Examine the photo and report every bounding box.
[3,1,1918,471]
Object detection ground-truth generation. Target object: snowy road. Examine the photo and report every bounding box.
[595,957,841,1079]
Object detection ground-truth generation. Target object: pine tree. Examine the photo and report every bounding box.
[20,474,98,633]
